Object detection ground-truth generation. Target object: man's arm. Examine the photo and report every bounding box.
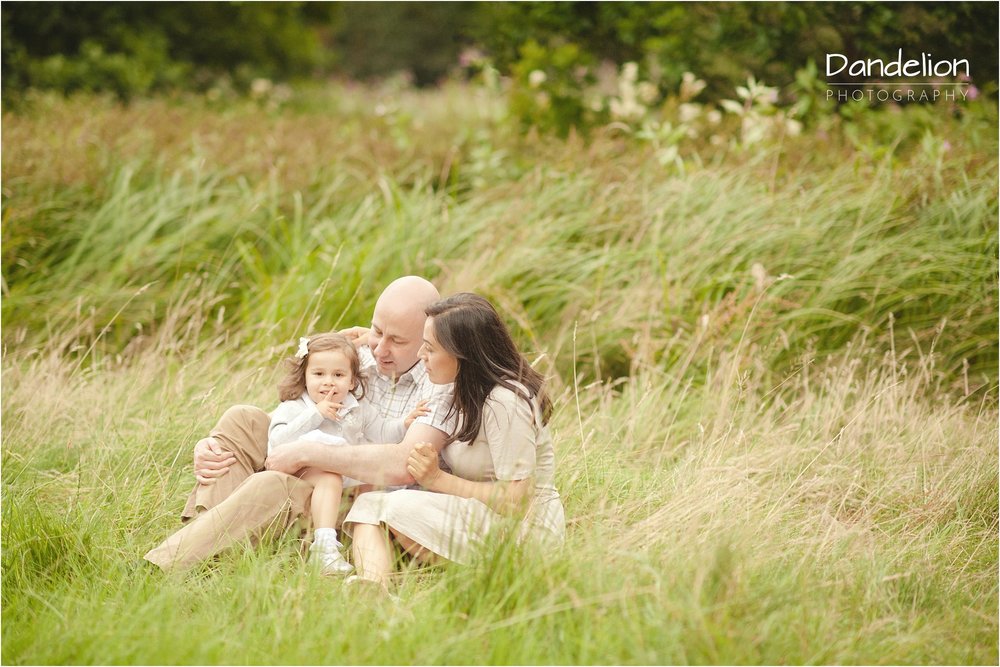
[265,422,447,486]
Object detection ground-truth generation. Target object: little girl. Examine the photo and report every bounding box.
[268,332,427,575]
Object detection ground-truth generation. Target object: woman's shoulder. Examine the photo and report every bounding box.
[486,382,536,411]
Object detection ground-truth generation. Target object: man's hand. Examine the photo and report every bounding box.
[265,440,312,475]
[339,326,370,348]
[407,442,443,490]
[194,436,237,485]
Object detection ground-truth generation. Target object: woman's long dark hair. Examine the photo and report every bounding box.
[426,293,551,444]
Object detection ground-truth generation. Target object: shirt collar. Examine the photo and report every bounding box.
[337,392,360,415]
[369,356,427,386]
[402,359,428,385]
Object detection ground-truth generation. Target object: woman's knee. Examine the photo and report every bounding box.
[389,527,439,564]
[348,489,389,515]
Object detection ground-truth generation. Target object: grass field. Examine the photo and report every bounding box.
[2,83,998,664]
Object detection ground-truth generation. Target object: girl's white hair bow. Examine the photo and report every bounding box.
[295,337,310,359]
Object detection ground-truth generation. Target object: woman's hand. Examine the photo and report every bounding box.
[406,442,442,490]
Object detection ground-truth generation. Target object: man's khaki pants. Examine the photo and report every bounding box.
[144,406,314,571]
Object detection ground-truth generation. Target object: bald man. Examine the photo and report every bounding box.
[144,276,452,571]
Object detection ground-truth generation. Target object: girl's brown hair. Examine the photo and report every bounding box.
[277,332,366,402]
[426,292,551,445]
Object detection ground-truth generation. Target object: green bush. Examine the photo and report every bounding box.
[471,2,998,99]
[509,40,598,136]
[26,36,187,101]
[1,2,331,103]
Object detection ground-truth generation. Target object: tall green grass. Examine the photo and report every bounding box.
[2,314,995,663]
[3,88,996,389]
[2,85,997,664]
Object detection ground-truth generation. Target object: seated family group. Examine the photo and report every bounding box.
[144,276,565,592]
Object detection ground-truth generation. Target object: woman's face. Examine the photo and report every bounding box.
[419,317,459,384]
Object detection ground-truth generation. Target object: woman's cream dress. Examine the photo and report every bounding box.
[343,384,564,563]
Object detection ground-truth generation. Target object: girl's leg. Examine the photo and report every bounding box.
[300,469,352,575]
[300,468,343,529]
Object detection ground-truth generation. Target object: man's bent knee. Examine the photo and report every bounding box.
[218,405,270,433]
[210,404,270,469]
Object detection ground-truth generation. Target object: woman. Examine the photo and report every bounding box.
[344,292,565,589]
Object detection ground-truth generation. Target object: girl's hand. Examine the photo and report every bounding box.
[338,326,370,348]
[403,400,431,428]
[316,392,343,421]
[407,442,442,489]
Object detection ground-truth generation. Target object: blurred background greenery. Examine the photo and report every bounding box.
[3,1,997,104]
[2,1,997,389]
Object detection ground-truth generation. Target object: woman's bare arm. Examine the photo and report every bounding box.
[406,442,533,516]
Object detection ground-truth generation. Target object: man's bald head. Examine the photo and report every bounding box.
[368,276,440,377]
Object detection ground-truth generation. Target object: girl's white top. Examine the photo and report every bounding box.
[267,392,406,455]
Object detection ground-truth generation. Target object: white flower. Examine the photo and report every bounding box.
[719,99,745,115]
[784,118,803,136]
[741,115,768,145]
[637,81,659,105]
[250,78,272,97]
[610,97,645,122]
[528,69,547,88]
[680,72,707,101]
[295,337,310,359]
[622,62,639,83]
[678,103,701,123]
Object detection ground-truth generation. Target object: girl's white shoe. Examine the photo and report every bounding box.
[309,528,353,576]
[316,549,354,576]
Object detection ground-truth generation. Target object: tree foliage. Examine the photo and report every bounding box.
[470,2,998,96]
[2,1,996,103]
[2,2,334,100]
